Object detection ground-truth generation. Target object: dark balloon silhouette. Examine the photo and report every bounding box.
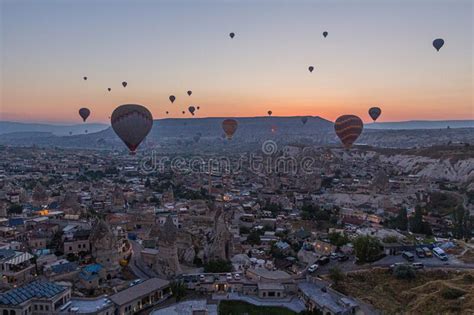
[79,108,90,122]
[433,38,444,51]
[222,119,238,139]
[83,76,87,80]
[182,111,185,114]
[229,32,235,39]
[323,31,328,38]
[108,88,111,92]
[166,111,169,115]
[85,130,88,134]
[188,106,196,116]
[187,90,192,96]
[267,110,272,116]
[308,66,314,73]
[122,81,127,88]
[111,104,153,155]
[368,107,382,121]
[301,117,308,125]
[334,115,364,148]
[197,106,200,110]
[169,95,176,103]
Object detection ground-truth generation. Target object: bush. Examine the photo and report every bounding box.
[393,265,416,280]
[203,259,232,273]
[441,287,466,300]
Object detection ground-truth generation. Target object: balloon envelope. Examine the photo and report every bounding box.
[166,111,169,114]
[267,110,272,116]
[187,90,192,96]
[433,38,444,51]
[122,81,127,88]
[334,115,364,148]
[188,106,196,115]
[368,107,382,121]
[323,31,328,38]
[229,32,235,39]
[169,95,176,103]
[222,119,238,139]
[79,108,90,122]
[111,104,153,154]
[108,88,111,91]
[308,66,314,73]
[83,76,87,80]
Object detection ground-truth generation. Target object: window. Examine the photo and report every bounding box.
[3,310,8,315]
[45,306,49,311]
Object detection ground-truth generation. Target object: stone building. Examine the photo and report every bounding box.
[89,220,120,279]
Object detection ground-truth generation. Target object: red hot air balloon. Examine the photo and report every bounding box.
[169,95,176,103]
[222,119,238,140]
[122,81,127,88]
[308,66,314,73]
[368,107,382,121]
[187,90,192,96]
[79,108,90,122]
[188,106,196,116]
[111,104,153,155]
[334,115,364,148]
[267,110,272,116]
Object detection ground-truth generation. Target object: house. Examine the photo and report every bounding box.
[0,249,35,288]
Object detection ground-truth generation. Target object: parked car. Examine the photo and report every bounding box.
[412,262,424,269]
[199,274,205,282]
[389,262,406,270]
[330,253,339,260]
[234,273,241,280]
[226,273,233,280]
[415,248,425,258]
[423,247,432,257]
[402,251,415,261]
[318,256,330,265]
[337,254,349,262]
[308,264,319,273]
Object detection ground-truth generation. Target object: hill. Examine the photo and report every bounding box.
[367,120,474,130]
[0,121,109,136]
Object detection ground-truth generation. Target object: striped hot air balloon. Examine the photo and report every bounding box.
[111,104,153,154]
[334,115,363,148]
[222,119,238,140]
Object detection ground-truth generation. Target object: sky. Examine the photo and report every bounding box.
[1,0,473,124]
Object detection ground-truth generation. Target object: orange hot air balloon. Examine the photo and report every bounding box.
[111,104,153,154]
[79,108,90,122]
[334,115,363,148]
[267,110,272,116]
[222,119,238,140]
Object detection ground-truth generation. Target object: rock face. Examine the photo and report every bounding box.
[89,220,121,277]
[204,209,233,262]
[152,215,181,278]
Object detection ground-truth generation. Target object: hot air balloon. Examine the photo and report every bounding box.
[229,32,235,39]
[301,117,308,125]
[323,31,328,38]
[197,106,200,110]
[108,88,111,92]
[334,115,364,148]
[85,129,88,134]
[79,108,90,122]
[368,107,382,121]
[122,81,127,88]
[433,38,444,51]
[166,111,169,115]
[182,111,185,114]
[169,95,176,103]
[222,119,238,140]
[188,106,196,116]
[267,110,272,116]
[83,76,87,80]
[308,66,314,73]
[111,104,153,154]
[187,90,192,96]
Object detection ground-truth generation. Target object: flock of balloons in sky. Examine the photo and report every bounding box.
[77,33,445,154]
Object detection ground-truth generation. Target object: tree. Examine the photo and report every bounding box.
[353,235,382,263]
[329,267,344,285]
[7,204,23,215]
[170,281,187,302]
[393,265,416,280]
[328,232,349,247]
[409,205,432,235]
[246,231,261,246]
[396,207,408,231]
[203,259,232,273]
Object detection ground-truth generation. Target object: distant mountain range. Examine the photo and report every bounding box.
[366,120,473,130]
[0,121,109,136]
